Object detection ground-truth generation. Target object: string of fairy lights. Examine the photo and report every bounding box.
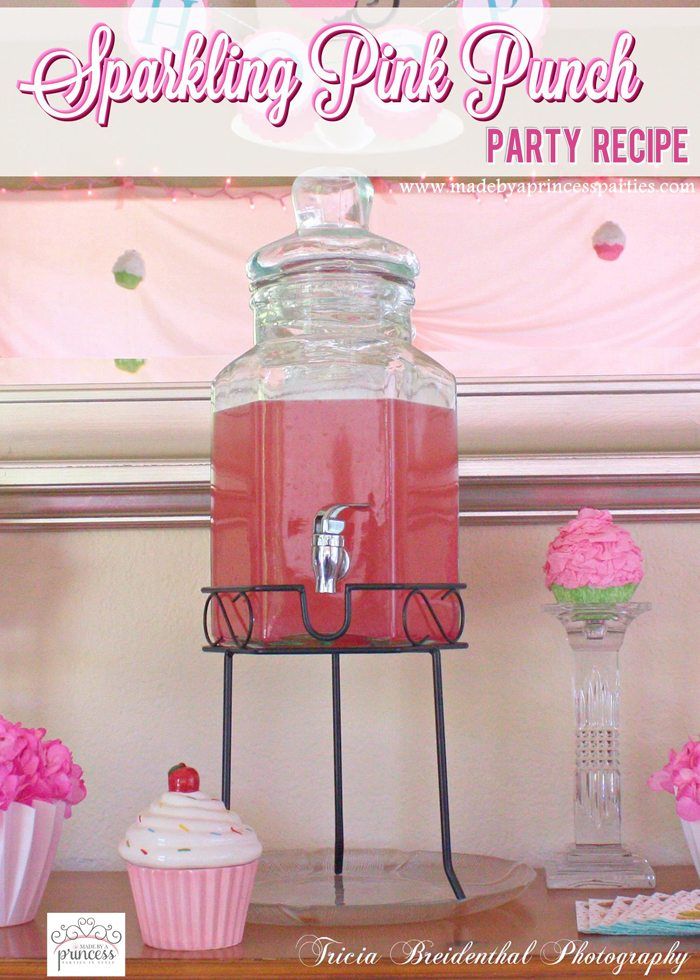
[0,175,687,206]
[0,175,521,205]
[0,177,293,209]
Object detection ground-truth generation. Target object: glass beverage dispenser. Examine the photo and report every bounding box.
[211,171,459,646]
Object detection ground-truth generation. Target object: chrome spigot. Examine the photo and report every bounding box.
[311,504,369,594]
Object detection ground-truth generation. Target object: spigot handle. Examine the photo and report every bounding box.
[314,503,369,535]
[312,503,370,594]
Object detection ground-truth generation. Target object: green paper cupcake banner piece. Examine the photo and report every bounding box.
[114,270,141,290]
[114,358,146,374]
[551,583,638,605]
[112,249,145,290]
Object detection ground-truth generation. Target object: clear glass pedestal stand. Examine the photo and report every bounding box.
[544,603,655,890]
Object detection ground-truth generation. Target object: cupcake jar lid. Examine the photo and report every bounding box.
[118,766,261,870]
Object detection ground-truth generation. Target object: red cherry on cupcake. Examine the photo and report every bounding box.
[168,763,200,793]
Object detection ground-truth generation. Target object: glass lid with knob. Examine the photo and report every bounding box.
[247,169,419,286]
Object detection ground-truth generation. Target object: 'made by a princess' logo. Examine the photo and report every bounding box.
[46,913,125,977]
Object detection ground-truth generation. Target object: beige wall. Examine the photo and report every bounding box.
[0,522,696,871]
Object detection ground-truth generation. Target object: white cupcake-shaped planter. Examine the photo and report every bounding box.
[0,801,65,927]
[649,740,700,880]
[0,717,86,926]
[682,820,700,878]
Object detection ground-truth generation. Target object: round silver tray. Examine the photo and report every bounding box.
[249,849,536,926]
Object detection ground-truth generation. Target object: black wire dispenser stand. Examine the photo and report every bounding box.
[202,582,469,901]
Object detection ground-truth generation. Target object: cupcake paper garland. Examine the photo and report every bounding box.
[112,249,145,289]
[593,221,626,261]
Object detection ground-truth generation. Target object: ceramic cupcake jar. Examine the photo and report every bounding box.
[544,508,644,604]
[119,764,261,950]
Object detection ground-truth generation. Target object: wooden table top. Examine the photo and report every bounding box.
[0,867,698,978]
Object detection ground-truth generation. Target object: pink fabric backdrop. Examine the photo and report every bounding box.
[1,183,698,383]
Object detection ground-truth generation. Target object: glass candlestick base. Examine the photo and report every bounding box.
[546,845,656,890]
[544,602,655,890]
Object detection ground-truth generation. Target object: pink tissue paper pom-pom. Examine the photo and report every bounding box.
[677,786,700,822]
[543,508,643,590]
[0,764,20,811]
[648,739,700,821]
[0,715,86,817]
[647,762,676,795]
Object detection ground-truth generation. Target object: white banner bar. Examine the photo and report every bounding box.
[1,5,697,175]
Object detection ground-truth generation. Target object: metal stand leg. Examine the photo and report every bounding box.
[222,651,233,810]
[431,648,465,900]
[331,651,344,877]
[219,643,463,899]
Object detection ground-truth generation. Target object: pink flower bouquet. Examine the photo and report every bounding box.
[649,739,700,879]
[0,715,86,926]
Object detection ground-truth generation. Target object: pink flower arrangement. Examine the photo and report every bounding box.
[648,739,700,822]
[544,508,643,590]
[0,715,86,817]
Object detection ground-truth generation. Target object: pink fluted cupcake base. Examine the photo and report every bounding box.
[127,861,258,950]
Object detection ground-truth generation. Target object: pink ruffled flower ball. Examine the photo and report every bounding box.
[0,716,86,816]
[544,507,643,604]
[648,740,700,822]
